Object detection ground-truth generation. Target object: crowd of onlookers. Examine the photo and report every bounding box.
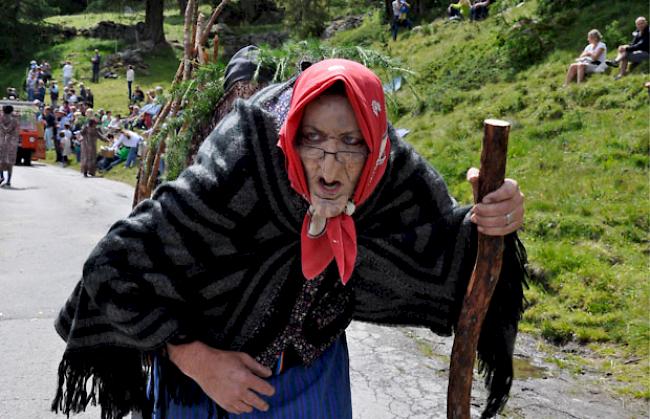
[564,16,649,86]
[0,54,169,186]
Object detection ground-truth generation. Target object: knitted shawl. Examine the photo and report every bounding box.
[52,82,526,419]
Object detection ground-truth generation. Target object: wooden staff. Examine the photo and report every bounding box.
[447,119,510,419]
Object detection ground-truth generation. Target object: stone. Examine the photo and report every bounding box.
[321,14,364,39]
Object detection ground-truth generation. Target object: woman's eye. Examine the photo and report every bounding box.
[343,136,363,146]
[303,132,322,143]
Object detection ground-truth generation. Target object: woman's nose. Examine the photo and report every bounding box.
[320,152,341,182]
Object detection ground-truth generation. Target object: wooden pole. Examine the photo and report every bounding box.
[198,0,230,47]
[447,119,510,419]
[182,0,195,81]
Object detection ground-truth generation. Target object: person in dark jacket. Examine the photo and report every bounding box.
[606,16,649,79]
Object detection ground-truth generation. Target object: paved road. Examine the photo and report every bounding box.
[0,164,646,419]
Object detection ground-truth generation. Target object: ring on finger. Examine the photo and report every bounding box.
[505,212,513,226]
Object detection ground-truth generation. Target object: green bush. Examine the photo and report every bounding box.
[603,19,627,49]
[496,18,548,71]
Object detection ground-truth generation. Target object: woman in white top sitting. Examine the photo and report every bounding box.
[564,29,607,86]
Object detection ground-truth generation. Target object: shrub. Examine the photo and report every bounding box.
[496,18,548,71]
[603,20,627,49]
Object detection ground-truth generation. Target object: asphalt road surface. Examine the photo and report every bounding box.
[0,164,646,419]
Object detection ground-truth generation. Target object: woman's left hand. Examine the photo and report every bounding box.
[466,167,524,236]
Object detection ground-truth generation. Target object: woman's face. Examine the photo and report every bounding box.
[588,34,597,44]
[299,94,368,219]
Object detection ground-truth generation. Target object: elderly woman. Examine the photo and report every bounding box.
[564,29,607,86]
[0,105,19,188]
[52,59,526,419]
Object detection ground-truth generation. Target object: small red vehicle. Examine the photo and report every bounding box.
[0,100,46,165]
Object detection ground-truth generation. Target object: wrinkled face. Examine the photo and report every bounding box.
[298,94,368,219]
[636,19,647,32]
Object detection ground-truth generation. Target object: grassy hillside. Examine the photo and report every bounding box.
[330,0,649,397]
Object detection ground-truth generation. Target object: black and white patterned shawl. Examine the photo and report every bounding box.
[52,82,527,419]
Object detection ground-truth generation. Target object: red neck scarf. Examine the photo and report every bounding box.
[278,59,391,284]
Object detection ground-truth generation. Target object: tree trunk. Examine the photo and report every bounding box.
[144,0,166,45]
[384,0,392,23]
[178,0,188,16]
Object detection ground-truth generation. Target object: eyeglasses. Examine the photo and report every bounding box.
[299,145,368,164]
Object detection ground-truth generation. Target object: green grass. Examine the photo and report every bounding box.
[330,0,648,397]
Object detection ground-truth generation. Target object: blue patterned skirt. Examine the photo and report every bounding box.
[150,334,352,419]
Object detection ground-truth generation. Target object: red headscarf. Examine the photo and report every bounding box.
[278,59,391,284]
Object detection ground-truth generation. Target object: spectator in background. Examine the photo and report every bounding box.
[86,88,95,108]
[53,108,66,162]
[126,65,135,101]
[50,81,59,108]
[26,72,37,101]
[112,129,142,168]
[607,16,649,80]
[63,61,74,87]
[391,0,413,41]
[564,29,607,86]
[79,83,87,106]
[36,80,46,103]
[448,0,471,20]
[59,129,71,167]
[0,105,20,188]
[132,85,145,103]
[91,49,101,83]
[101,110,112,129]
[41,62,52,84]
[68,89,79,105]
[471,0,490,21]
[43,106,57,150]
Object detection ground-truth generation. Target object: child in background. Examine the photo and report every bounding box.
[60,125,72,167]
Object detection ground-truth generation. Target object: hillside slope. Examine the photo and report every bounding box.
[330,0,648,397]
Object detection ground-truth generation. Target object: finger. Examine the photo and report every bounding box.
[242,390,270,412]
[473,198,520,218]
[473,205,524,227]
[466,167,479,183]
[221,403,243,415]
[467,167,479,203]
[247,375,276,397]
[477,219,523,236]
[240,353,273,378]
[482,179,519,204]
[233,401,253,414]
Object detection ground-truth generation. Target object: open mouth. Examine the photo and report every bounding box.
[317,177,342,196]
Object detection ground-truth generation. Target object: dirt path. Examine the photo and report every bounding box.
[347,323,648,418]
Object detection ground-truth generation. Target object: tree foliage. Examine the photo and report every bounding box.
[0,0,63,63]
[276,0,328,37]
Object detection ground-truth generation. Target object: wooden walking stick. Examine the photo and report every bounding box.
[447,119,511,419]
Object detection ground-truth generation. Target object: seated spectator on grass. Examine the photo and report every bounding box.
[606,16,649,80]
[471,0,490,21]
[97,133,129,172]
[132,85,145,103]
[448,0,471,20]
[564,29,607,86]
[101,110,112,128]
